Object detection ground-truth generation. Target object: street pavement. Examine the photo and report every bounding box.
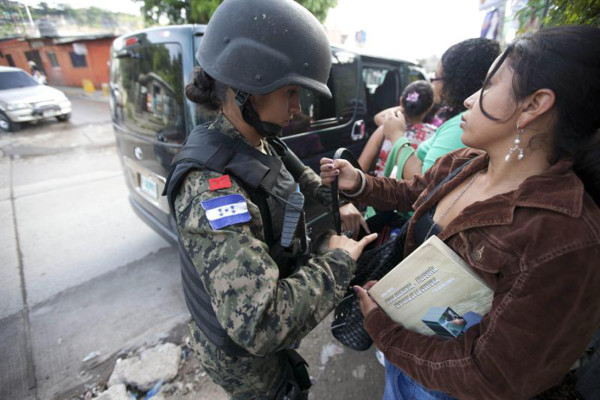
[0,89,384,400]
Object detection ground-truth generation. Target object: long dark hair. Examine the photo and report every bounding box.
[440,38,500,118]
[479,25,600,205]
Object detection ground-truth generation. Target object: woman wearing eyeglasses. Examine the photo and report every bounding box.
[419,38,501,174]
[360,38,500,182]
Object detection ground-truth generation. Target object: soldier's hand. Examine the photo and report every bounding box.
[339,203,370,240]
[320,158,360,191]
[328,233,378,261]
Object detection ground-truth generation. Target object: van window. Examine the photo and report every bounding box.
[282,50,358,136]
[111,43,185,142]
[362,67,400,117]
[408,65,426,83]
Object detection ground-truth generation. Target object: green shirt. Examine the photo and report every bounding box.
[417,112,466,173]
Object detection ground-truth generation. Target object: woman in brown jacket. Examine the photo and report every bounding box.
[321,25,600,400]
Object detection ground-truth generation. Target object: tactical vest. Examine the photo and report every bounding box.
[164,125,307,357]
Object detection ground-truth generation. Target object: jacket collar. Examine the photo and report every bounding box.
[512,158,582,217]
[416,152,584,242]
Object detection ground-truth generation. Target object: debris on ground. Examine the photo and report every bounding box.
[108,343,181,392]
[94,384,129,400]
[351,365,367,380]
[320,343,344,365]
[83,351,101,362]
[71,339,228,400]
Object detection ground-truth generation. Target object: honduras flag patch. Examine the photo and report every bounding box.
[201,194,251,230]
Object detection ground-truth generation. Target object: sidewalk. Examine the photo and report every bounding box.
[52,85,110,103]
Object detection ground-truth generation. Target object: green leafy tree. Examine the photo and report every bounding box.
[0,0,27,37]
[517,0,600,33]
[137,0,337,25]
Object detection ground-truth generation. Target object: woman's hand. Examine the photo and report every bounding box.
[328,233,378,261]
[353,280,380,317]
[374,105,402,126]
[319,158,360,191]
[382,110,406,143]
[339,203,370,240]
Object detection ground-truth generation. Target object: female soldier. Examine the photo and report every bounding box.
[163,0,375,399]
[321,25,600,399]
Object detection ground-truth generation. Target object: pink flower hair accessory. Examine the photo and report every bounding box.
[406,91,419,103]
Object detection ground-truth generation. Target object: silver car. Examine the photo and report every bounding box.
[0,66,72,132]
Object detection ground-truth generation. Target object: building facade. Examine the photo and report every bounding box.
[0,34,116,89]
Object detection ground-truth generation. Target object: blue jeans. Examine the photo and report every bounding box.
[382,359,456,400]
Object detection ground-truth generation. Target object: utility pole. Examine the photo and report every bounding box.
[24,3,35,27]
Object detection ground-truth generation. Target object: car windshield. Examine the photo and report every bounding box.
[0,71,39,90]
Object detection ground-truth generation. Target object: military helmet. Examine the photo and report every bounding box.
[196,0,332,98]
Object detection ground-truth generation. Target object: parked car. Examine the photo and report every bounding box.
[0,66,72,132]
[109,25,425,244]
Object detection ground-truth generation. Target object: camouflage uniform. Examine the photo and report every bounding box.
[173,114,356,400]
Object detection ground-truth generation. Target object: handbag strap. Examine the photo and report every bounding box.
[331,148,363,234]
[384,138,414,179]
[329,149,474,235]
[421,158,474,204]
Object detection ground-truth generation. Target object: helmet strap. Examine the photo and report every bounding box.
[234,90,283,138]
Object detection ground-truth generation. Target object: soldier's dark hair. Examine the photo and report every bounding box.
[400,80,434,119]
[186,67,228,111]
[440,38,500,118]
[479,25,600,205]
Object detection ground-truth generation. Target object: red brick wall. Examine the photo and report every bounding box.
[0,37,115,89]
[0,39,32,72]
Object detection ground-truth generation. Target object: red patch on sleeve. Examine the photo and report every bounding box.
[209,175,232,191]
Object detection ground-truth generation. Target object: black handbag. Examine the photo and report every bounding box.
[328,149,473,351]
[329,148,409,351]
[331,211,408,351]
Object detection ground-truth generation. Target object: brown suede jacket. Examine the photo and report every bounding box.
[352,148,600,400]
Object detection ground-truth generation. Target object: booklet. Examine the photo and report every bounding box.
[368,235,493,337]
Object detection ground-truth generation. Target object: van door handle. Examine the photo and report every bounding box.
[351,120,365,141]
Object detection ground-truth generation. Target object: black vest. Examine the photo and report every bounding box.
[164,125,304,356]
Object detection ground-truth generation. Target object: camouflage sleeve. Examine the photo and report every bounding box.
[298,166,351,211]
[174,169,356,357]
[297,166,334,208]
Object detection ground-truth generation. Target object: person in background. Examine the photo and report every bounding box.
[363,81,436,218]
[422,103,452,128]
[360,39,499,179]
[28,60,46,85]
[383,80,437,151]
[358,81,436,177]
[381,81,438,179]
[417,38,500,173]
[379,38,500,182]
[321,25,600,400]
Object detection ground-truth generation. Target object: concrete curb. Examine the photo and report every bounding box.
[52,85,110,103]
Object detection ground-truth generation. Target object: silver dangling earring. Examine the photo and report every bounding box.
[505,124,525,162]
